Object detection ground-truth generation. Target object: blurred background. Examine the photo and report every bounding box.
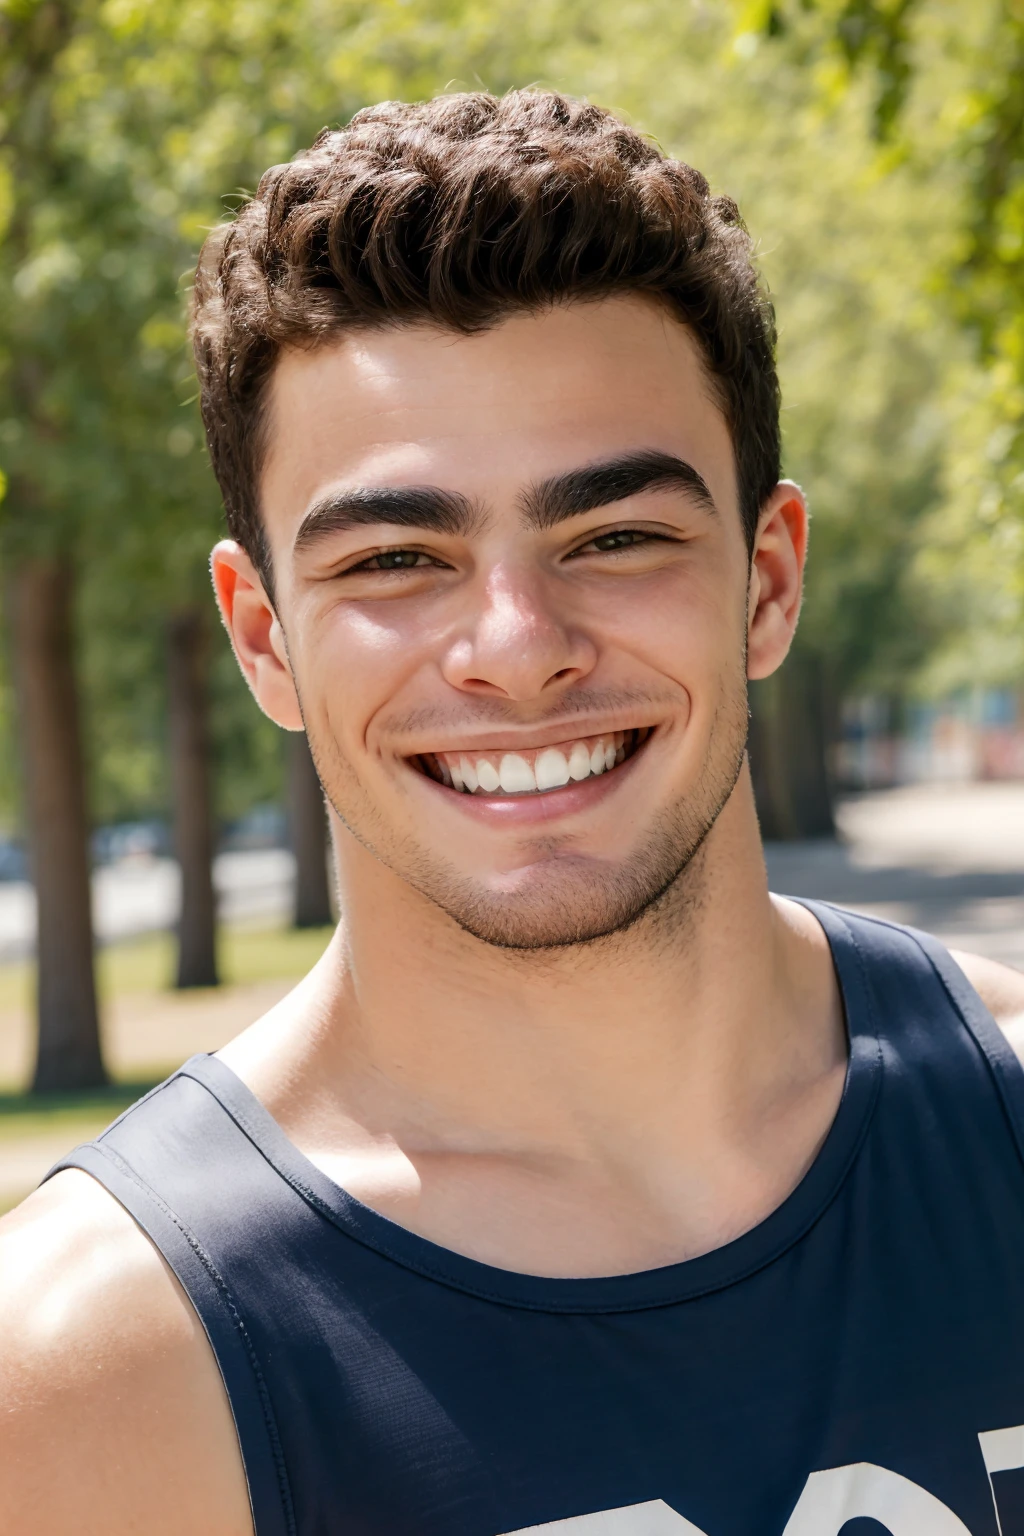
[1,0,1022,1205]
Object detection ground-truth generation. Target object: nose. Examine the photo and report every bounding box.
[441,565,598,701]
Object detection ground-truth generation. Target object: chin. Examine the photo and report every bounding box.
[400,837,712,951]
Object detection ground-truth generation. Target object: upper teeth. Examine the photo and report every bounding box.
[429,732,635,796]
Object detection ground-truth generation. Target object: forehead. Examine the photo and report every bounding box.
[260,295,737,540]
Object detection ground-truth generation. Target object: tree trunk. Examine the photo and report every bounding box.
[748,650,836,841]
[288,732,333,928]
[167,608,219,988]
[8,559,105,1091]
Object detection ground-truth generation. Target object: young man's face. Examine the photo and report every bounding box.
[215,295,804,948]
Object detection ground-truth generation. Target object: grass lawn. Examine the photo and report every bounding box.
[0,923,333,1204]
[0,921,334,1017]
[0,1081,158,1141]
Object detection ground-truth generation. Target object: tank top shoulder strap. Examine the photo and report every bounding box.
[45,1065,298,1536]
[797,897,1024,1169]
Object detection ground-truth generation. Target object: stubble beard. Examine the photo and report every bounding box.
[305,672,751,955]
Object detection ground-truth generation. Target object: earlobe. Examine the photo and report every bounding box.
[209,540,305,731]
[746,481,808,682]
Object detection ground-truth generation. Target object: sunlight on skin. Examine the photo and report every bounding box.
[214,299,805,947]
[208,298,1024,1283]
[207,296,847,1282]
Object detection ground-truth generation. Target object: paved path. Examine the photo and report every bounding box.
[0,1131,111,1209]
[0,849,296,962]
[765,783,1024,969]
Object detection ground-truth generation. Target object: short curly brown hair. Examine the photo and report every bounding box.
[192,89,780,586]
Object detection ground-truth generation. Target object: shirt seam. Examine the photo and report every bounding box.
[180,1050,881,1316]
[815,902,1024,1173]
[908,929,1024,1173]
[88,1138,298,1536]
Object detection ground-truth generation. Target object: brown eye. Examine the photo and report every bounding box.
[350,549,436,571]
[372,550,426,569]
[590,529,648,552]
[572,529,655,556]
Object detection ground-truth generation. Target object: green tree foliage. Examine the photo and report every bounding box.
[0,0,989,861]
[0,0,594,834]
[746,0,1024,689]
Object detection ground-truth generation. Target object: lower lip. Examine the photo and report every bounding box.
[406,736,653,825]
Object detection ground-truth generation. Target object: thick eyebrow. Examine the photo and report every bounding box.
[293,485,482,553]
[521,450,716,531]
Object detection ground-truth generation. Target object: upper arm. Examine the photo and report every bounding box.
[950,949,1024,1064]
[0,1169,253,1536]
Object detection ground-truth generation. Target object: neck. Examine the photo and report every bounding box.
[230,762,843,1163]
[222,764,846,1273]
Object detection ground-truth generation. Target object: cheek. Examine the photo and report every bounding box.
[587,565,744,692]
[299,601,440,754]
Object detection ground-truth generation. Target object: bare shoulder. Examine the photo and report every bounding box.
[949,949,1024,1063]
[0,1169,252,1536]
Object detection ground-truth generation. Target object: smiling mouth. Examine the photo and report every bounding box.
[411,728,653,797]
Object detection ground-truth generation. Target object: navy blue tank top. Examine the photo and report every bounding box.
[48,902,1024,1536]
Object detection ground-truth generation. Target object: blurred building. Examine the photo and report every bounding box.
[837,690,1024,790]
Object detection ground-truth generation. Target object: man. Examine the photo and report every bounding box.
[3,88,1024,1536]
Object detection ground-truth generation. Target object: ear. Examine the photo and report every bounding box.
[746,480,808,681]
[210,541,304,730]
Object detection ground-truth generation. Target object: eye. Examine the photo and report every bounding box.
[571,528,662,556]
[349,549,442,572]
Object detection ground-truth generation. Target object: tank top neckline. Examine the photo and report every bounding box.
[179,899,883,1314]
